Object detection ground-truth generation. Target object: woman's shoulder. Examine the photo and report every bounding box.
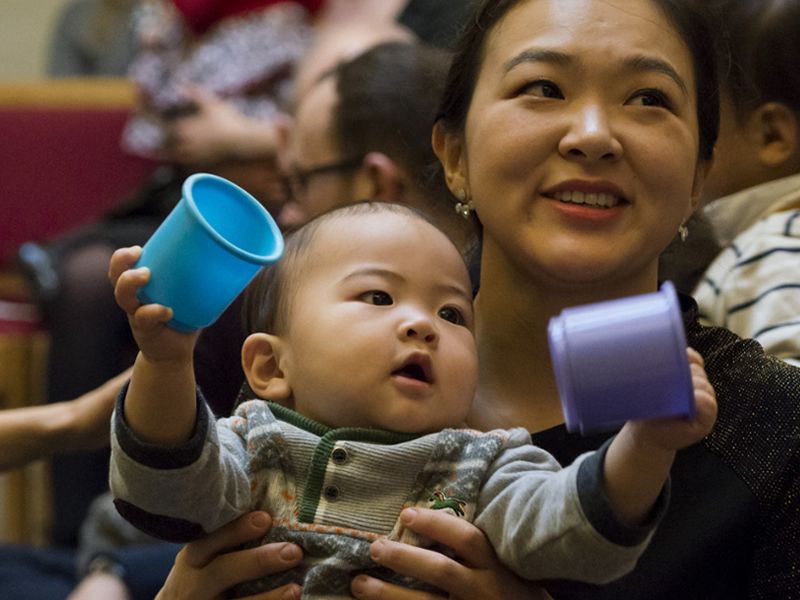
[686,308,800,496]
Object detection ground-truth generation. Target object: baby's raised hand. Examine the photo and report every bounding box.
[109,246,199,364]
[626,348,717,452]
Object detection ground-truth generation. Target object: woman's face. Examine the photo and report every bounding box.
[441,0,707,292]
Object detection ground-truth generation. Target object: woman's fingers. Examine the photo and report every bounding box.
[359,508,547,600]
[182,512,273,567]
[351,574,444,600]
[238,583,302,600]
[201,543,303,596]
[367,538,471,597]
[157,513,303,600]
[397,508,495,567]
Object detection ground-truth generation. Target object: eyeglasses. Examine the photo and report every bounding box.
[287,156,364,198]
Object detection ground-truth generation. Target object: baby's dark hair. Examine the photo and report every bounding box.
[243,201,444,335]
[710,0,800,119]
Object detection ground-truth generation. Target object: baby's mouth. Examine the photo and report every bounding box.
[392,355,433,383]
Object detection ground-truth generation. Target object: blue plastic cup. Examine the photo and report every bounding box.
[135,173,284,332]
[547,281,694,435]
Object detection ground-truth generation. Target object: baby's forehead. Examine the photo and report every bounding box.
[298,210,468,280]
[311,210,445,250]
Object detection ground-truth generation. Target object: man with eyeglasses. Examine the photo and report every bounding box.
[277,40,478,256]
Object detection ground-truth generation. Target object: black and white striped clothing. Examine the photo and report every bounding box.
[694,175,800,367]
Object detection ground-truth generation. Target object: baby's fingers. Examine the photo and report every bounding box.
[690,372,717,437]
[686,347,704,367]
[114,266,150,314]
[108,246,142,286]
[689,363,715,399]
[132,303,173,332]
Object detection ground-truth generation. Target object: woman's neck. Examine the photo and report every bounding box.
[468,247,659,434]
[469,273,565,433]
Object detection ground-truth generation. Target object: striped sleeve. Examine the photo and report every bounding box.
[694,210,800,366]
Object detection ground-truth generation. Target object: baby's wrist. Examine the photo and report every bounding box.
[620,422,677,459]
[138,349,193,369]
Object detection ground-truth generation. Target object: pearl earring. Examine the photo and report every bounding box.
[679,222,689,242]
[454,189,473,220]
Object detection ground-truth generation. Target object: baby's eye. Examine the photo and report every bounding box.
[438,305,466,326]
[628,89,672,109]
[519,80,564,99]
[361,290,393,306]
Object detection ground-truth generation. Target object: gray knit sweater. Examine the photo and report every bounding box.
[111,396,666,598]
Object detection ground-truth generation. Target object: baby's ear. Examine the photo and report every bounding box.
[242,333,292,402]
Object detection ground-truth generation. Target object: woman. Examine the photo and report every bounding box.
[158,1,800,599]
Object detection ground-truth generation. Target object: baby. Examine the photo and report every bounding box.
[109,201,717,597]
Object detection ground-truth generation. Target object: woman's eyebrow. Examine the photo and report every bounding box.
[504,49,689,96]
[504,49,573,73]
[623,55,689,95]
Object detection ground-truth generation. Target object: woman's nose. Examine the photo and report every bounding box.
[558,102,623,162]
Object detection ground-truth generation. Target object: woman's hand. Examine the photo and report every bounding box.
[156,512,303,600]
[351,508,551,600]
[65,367,132,452]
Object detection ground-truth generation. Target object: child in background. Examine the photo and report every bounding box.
[108,202,716,597]
[691,0,800,366]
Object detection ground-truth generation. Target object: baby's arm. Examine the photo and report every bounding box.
[109,246,199,445]
[604,347,717,525]
[475,349,716,583]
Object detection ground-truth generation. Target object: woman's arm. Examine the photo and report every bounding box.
[0,367,131,472]
[351,508,551,600]
[156,512,303,600]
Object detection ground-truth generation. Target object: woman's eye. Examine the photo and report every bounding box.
[628,89,671,109]
[519,80,564,99]
[438,306,466,326]
[361,290,393,306]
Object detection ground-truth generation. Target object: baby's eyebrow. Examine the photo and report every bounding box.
[341,268,472,302]
[341,267,401,283]
[436,282,474,305]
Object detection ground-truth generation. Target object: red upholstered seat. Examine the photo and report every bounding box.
[0,79,157,267]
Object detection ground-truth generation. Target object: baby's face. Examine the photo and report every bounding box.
[279,211,478,433]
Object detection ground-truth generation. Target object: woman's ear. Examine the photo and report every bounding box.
[432,121,468,196]
[241,333,292,402]
[753,102,798,168]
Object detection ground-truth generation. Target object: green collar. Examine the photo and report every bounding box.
[268,402,421,445]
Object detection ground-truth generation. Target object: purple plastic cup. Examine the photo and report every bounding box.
[135,173,284,333]
[547,281,694,435]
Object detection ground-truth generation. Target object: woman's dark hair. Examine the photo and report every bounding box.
[436,0,720,162]
[711,0,800,119]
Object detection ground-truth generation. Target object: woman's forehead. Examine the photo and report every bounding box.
[479,0,693,81]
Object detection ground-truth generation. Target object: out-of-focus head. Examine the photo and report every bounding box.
[281,41,479,254]
[292,21,415,105]
[700,0,800,202]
